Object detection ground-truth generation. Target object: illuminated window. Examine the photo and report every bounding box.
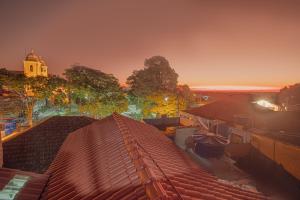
[30,65,33,72]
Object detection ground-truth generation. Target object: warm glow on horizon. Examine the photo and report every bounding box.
[191,85,281,92]
[1,1,300,87]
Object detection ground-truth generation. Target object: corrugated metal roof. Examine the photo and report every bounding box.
[41,113,268,200]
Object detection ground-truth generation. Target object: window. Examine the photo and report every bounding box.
[30,65,33,72]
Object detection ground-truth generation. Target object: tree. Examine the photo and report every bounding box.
[3,73,40,126]
[142,92,178,117]
[127,56,190,118]
[140,85,195,118]
[278,83,300,110]
[43,76,69,112]
[0,69,24,118]
[127,56,178,96]
[64,65,128,118]
[0,68,8,88]
[1,69,66,126]
[177,84,196,109]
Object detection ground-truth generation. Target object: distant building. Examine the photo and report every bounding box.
[23,50,48,77]
[180,100,273,142]
[193,90,278,107]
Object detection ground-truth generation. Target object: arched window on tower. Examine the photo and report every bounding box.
[30,65,33,72]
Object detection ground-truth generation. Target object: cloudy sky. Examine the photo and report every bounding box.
[0,0,299,89]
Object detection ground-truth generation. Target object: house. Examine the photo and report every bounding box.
[0,114,267,199]
[180,100,273,142]
[181,100,300,182]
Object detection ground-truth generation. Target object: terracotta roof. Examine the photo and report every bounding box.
[41,113,267,199]
[185,100,300,134]
[0,167,49,200]
[3,116,95,173]
[184,100,269,123]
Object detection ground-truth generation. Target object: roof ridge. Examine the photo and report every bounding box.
[112,113,171,199]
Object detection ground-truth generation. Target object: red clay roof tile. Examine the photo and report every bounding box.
[39,113,268,200]
[183,100,258,123]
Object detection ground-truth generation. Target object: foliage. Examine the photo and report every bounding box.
[126,56,196,118]
[1,69,67,125]
[0,68,10,88]
[127,56,178,96]
[278,83,300,110]
[142,92,177,117]
[140,87,195,118]
[43,76,69,112]
[2,56,196,120]
[64,65,128,118]
[177,84,196,109]
[0,69,24,117]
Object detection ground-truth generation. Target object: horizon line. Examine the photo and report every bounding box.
[190,85,281,92]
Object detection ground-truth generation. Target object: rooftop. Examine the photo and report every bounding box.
[184,100,267,123]
[3,116,95,173]
[40,113,267,199]
[0,167,48,200]
[25,50,46,66]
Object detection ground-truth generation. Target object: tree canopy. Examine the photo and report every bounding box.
[126,56,195,118]
[278,83,300,110]
[1,69,66,125]
[2,56,196,120]
[0,68,9,88]
[127,56,178,96]
[64,65,128,118]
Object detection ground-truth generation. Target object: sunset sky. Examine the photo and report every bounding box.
[0,0,299,89]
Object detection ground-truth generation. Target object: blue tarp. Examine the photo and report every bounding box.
[0,118,17,135]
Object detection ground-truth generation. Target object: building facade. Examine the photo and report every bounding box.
[23,50,48,77]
